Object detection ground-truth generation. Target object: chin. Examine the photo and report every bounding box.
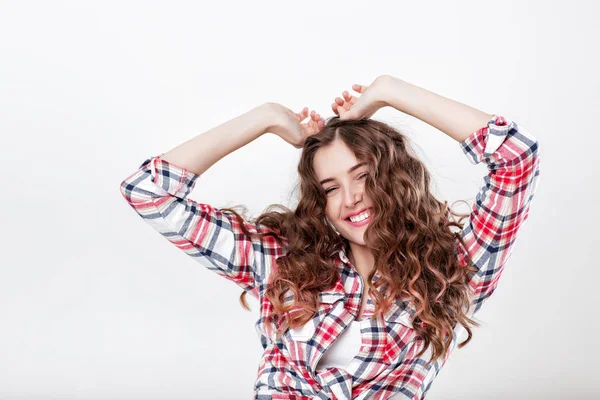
[344,234,366,247]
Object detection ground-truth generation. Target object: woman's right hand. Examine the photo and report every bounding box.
[264,102,325,149]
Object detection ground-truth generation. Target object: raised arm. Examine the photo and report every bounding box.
[377,75,495,143]
[119,103,324,298]
[333,75,541,314]
[332,74,493,143]
[159,104,272,175]
[454,115,540,314]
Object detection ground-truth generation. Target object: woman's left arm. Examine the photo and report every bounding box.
[378,74,494,142]
[380,75,541,314]
[334,75,541,314]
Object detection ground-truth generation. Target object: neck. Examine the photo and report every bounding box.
[348,242,375,284]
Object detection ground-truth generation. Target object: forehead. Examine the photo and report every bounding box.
[313,140,362,180]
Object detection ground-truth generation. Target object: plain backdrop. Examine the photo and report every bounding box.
[1,1,598,399]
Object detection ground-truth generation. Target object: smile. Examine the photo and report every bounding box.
[345,210,373,227]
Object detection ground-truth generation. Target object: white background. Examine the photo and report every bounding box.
[1,0,598,399]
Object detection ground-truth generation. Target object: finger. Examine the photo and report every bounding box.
[338,95,352,110]
[332,102,340,115]
[335,97,344,105]
[296,107,309,120]
[304,112,321,126]
[338,103,358,121]
[344,93,358,105]
[353,84,368,94]
[318,115,326,127]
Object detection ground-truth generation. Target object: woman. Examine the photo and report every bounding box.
[119,74,541,399]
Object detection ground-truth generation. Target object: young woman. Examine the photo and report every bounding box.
[120,74,541,399]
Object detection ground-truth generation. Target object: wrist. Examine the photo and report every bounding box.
[251,103,277,136]
[375,75,407,110]
[259,102,292,136]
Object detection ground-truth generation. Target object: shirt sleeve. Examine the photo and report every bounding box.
[456,115,541,315]
[119,154,284,299]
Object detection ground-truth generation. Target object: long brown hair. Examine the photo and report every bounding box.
[221,116,480,366]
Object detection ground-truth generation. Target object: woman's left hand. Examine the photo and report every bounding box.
[331,75,395,120]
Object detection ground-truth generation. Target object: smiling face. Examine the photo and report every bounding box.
[313,138,375,246]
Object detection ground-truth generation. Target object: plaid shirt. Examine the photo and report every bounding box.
[119,115,540,399]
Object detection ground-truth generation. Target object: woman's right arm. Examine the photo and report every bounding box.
[160,103,273,176]
[119,103,323,298]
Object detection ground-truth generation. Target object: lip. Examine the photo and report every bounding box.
[345,208,369,220]
[345,208,373,227]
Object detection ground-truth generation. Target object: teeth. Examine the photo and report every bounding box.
[349,211,371,223]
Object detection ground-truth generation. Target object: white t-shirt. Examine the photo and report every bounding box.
[316,320,362,372]
[315,320,406,399]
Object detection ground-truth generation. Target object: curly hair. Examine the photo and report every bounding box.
[221,116,481,367]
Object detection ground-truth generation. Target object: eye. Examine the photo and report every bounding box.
[324,173,368,195]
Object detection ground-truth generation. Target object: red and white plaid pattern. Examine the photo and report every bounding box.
[120,115,540,399]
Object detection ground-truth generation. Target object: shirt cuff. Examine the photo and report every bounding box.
[138,154,200,199]
[459,115,515,167]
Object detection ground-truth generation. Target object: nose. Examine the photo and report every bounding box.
[343,185,362,208]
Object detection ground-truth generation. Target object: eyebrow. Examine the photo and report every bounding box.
[319,162,368,185]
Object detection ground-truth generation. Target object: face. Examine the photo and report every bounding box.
[313,139,375,246]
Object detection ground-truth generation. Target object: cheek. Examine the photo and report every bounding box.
[325,207,334,222]
[325,201,339,221]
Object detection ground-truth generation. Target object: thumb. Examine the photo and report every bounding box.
[337,104,358,121]
[353,84,368,94]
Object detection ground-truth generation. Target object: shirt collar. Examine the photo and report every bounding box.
[337,248,350,264]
